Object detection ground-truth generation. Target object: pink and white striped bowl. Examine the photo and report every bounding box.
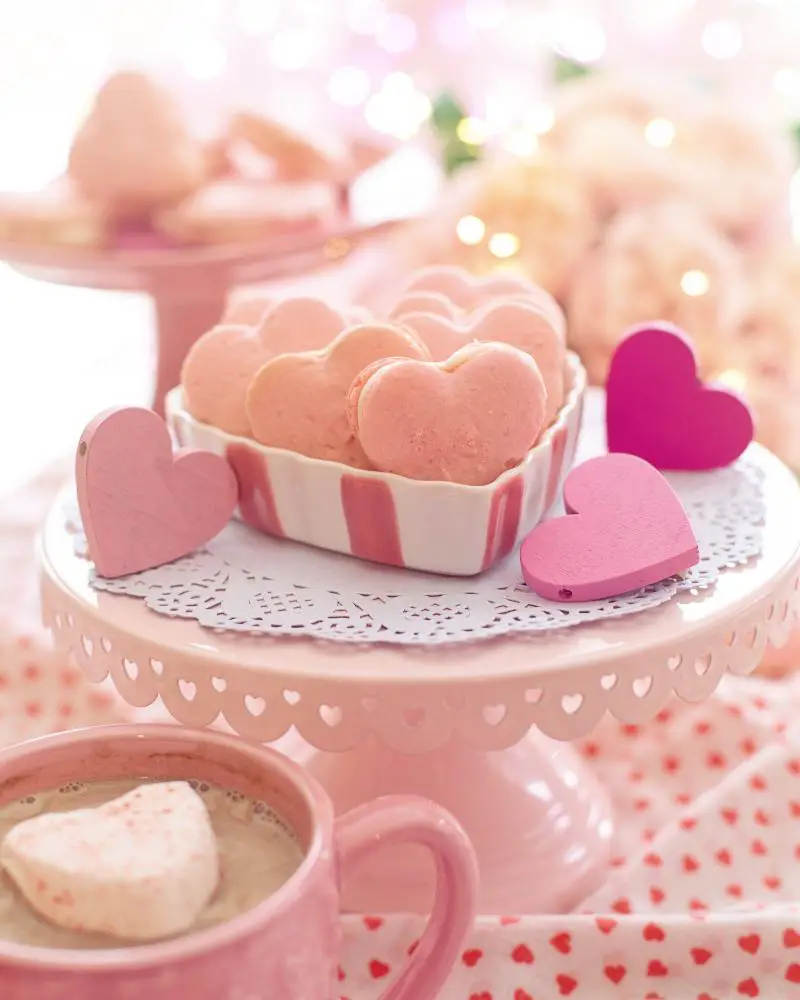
[166,353,585,576]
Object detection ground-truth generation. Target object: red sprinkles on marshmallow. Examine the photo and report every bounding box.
[0,782,219,941]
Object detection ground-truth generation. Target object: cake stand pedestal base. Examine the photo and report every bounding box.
[149,280,227,417]
[289,729,613,915]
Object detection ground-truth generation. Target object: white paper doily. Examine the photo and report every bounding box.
[70,455,765,646]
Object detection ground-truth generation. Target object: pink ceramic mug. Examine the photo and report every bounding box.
[0,725,479,1000]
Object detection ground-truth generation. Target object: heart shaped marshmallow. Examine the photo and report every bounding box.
[182,297,349,436]
[348,341,547,485]
[606,323,754,470]
[76,407,238,578]
[1,782,219,941]
[520,453,699,601]
[246,323,429,466]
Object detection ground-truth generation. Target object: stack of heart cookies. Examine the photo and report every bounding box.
[0,71,347,250]
[180,266,569,487]
[170,265,584,574]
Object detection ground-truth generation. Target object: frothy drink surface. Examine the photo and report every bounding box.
[0,778,303,948]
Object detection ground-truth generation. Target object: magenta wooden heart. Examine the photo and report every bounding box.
[76,407,238,578]
[606,323,753,470]
[520,453,698,602]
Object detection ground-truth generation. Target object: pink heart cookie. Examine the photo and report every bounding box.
[228,111,351,183]
[222,295,369,332]
[76,407,238,578]
[348,342,547,485]
[182,297,348,436]
[1,782,219,941]
[246,323,429,465]
[394,265,566,340]
[221,294,272,327]
[154,177,337,244]
[520,453,699,602]
[68,71,206,218]
[389,290,459,322]
[606,323,754,470]
[0,177,109,249]
[401,300,565,424]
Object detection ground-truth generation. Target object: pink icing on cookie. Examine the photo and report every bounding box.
[182,297,348,436]
[246,324,429,465]
[349,342,547,486]
[68,72,206,219]
[400,300,565,424]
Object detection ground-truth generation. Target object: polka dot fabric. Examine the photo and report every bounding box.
[6,464,800,998]
[0,462,126,747]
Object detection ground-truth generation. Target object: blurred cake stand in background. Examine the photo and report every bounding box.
[0,145,434,415]
[0,220,394,416]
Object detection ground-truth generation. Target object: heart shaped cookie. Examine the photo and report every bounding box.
[182,297,349,436]
[0,178,109,249]
[348,342,547,485]
[401,300,565,424]
[1,782,219,941]
[389,290,459,322]
[606,323,754,470]
[392,265,566,340]
[77,407,238,578]
[520,453,698,601]
[246,324,429,465]
[228,111,350,182]
[154,177,337,244]
[221,294,272,326]
[68,71,207,218]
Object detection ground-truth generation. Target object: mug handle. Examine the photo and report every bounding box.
[335,795,478,1000]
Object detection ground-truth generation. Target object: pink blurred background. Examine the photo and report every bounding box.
[5,0,800,490]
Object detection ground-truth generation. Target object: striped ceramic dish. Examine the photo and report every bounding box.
[166,353,585,576]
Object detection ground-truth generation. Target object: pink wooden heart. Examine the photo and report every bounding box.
[520,453,698,602]
[606,323,753,470]
[76,407,238,578]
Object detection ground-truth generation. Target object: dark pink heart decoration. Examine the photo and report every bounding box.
[606,322,753,470]
[520,453,699,602]
[76,407,238,578]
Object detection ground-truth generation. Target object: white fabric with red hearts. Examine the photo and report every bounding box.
[339,674,800,999]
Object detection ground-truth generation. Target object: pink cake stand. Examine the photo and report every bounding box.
[0,220,392,416]
[38,443,800,916]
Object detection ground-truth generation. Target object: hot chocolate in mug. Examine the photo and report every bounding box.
[0,725,479,1000]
